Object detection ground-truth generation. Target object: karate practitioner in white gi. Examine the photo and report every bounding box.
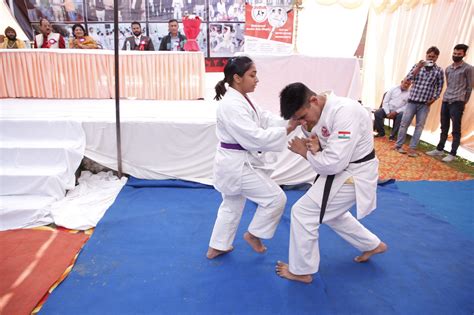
[207,56,298,259]
[276,82,387,283]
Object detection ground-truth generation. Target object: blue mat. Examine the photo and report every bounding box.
[396,180,474,239]
[42,180,474,315]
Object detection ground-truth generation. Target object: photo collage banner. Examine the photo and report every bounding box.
[24,0,249,58]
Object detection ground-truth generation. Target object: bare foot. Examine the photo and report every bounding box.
[275,261,313,284]
[354,242,388,263]
[206,246,233,259]
[243,231,267,253]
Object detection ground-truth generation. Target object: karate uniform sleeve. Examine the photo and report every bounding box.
[306,106,360,175]
[259,108,288,128]
[222,101,287,152]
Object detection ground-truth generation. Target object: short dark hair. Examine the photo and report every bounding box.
[168,19,178,24]
[72,24,87,37]
[280,82,315,120]
[426,46,440,56]
[214,56,254,100]
[454,44,469,54]
[131,21,141,28]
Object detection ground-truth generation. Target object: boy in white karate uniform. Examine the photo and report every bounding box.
[276,82,387,283]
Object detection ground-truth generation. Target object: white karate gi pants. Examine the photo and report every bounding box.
[209,164,287,251]
[289,183,380,275]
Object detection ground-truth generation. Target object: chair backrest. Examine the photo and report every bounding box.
[372,91,388,113]
[379,91,387,109]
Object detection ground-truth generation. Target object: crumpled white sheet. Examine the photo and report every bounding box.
[50,171,127,230]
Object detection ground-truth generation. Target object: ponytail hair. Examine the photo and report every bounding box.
[213,56,254,101]
[214,79,227,101]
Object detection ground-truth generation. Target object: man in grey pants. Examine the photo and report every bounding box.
[426,44,472,162]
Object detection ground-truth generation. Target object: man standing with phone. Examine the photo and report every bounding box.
[394,46,444,157]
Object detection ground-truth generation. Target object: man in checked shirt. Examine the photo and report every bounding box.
[394,46,445,157]
[426,44,472,162]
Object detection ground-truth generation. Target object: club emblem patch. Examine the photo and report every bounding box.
[321,126,330,137]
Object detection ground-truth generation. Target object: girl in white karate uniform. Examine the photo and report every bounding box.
[207,56,298,259]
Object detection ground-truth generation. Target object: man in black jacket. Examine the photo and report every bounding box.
[159,19,187,51]
[122,21,154,51]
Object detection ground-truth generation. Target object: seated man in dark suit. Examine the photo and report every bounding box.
[373,78,411,141]
[122,21,154,51]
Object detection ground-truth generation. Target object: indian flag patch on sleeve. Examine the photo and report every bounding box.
[338,131,351,139]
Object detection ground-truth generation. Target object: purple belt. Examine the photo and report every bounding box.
[220,142,246,150]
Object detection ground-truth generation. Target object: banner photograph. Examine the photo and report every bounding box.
[244,2,294,54]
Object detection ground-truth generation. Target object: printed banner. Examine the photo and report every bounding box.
[205,57,229,72]
[244,3,294,55]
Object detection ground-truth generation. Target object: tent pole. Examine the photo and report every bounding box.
[113,0,123,178]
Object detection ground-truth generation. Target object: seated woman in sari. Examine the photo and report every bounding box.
[69,24,98,49]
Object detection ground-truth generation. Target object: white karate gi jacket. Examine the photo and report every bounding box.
[304,93,379,219]
[213,87,287,195]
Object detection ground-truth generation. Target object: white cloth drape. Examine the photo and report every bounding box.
[296,0,369,57]
[237,54,362,113]
[362,0,473,150]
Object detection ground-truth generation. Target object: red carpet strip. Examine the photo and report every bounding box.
[0,227,89,315]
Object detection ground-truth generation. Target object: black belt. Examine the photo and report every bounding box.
[445,100,463,105]
[351,149,375,164]
[314,149,375,224]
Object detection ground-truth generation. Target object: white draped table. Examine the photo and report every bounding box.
[0,49,205,100]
